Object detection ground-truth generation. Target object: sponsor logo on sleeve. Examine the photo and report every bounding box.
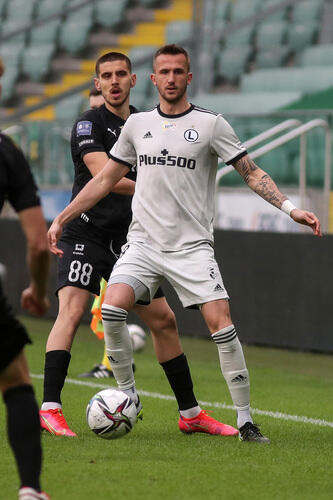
[76,121,92,136]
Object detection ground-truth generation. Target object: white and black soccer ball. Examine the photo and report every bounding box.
[128,323,146,352]
[86,388,137,439]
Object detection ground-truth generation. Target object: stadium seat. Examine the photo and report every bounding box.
[59,19,92,54]
[287,21,318,52]
[0,0,8,18]
[255,46,290,69]
[263,0,288,21]
[54,94,85,121]
[22,43,55,82]
[194,91,302,115]
[0,43,24,73]
[229,0,261,22]
[292,0,324,23]
[95,0,128,29]
[129,45,157,70]
[1,19,28,44]
[223,24,255,48]
[216,46,252,83]
[36,0,68,18]
[255,21,288,50]
[6,0,37,21]
[241,67,333,94]
[166,20,192,45]
[299,44,333,67]
[29,19,60,45]
[0,67,19,102]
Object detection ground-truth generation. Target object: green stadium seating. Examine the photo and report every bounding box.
[287,21,318,52]
[256,21,288,49]
[0,67,19,102]
[54,94,85,121]
[0,42,24,72]
[29,19,60,45]
[193,91,302,115]
[22,43,55,82]
[299,44,333,67]
[229,0,261,22]
[36,0,68,18]
[59,19,92,54]
[255,46,290,69]
[241,67,333,94]
[129,45,156,70]
[1,19,27,43]
[166,21,192,45]
[216,46,252,83]
[6,0,37,21]
[0,0,8,18]
[223,24,254,48]
[263,0,288,22]
[292,0,324,23]
[95,0,128,29]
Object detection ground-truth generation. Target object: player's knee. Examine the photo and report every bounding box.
[151,307,177,337]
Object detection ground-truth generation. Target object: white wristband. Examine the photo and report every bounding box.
[281,200,297,216]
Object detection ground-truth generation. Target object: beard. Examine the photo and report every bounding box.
[158,82,187,104]
[104,88,130,108]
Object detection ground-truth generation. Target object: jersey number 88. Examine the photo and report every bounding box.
[68,260,93,286]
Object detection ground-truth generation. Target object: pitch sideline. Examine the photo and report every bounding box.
[32,373,333,429]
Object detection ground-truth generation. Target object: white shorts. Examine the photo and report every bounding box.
[109,241,229,308]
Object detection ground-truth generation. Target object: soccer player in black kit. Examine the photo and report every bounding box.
[0,59,51,499]
[40,52,237,437]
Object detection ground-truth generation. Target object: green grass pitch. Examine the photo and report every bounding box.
[1,316,332,500]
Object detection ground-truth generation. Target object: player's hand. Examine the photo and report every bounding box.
[290,209,322,236]
[47,218,64,257]
[21,287,50,316]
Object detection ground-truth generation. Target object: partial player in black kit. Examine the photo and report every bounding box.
[40,52,235,438]
[0,59,51,500]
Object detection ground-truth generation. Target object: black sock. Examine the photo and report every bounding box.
[43,350,71,404]
[4,385,41,490]
[160,353,198,411]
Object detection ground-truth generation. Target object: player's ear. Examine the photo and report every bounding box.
[187,72,193,85]
[150,73,156,86]
[130,73,136,88]
[94,77,101,91]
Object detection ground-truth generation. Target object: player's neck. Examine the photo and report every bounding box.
[105,101,131,121]
[159,97,191,116]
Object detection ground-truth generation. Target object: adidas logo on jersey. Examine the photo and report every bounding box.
[214,283,223,291]
[143,131,153,139]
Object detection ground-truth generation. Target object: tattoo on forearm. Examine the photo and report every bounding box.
[234,156,287,208]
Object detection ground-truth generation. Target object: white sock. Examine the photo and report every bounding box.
[212,324,251,426]
[41,402,62,411]
[180,405,202,419]
[122,386,139,405]
[101,304,135,391]
[237,408,252,428]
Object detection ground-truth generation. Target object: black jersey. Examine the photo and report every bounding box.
[0,132,40,213]
[65,104,137,247]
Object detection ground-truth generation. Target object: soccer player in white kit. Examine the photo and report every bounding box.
[48,45,321,443]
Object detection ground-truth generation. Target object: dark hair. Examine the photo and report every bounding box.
[89,87,102,97]
[153,44,190,71]
[95,52,132,76]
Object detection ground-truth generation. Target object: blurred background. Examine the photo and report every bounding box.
[1,0,332,352]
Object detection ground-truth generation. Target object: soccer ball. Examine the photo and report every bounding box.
[86,388,137,439]
[128,323,146,352]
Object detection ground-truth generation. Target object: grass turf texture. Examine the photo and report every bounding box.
[1,316,332,500]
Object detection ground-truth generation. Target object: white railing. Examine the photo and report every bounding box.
[217,119,331,232]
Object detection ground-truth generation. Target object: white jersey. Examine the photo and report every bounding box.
[110,104,246,251]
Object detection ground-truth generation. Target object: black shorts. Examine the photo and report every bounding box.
[0,284,31,373]
[56,234,165,299]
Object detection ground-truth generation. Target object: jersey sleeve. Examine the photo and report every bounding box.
[1,135,40,212]
[211,114,247,165]
[109,116,137,168]
[72,110,105,159]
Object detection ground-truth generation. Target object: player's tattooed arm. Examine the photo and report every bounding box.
[232,154,287,209]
